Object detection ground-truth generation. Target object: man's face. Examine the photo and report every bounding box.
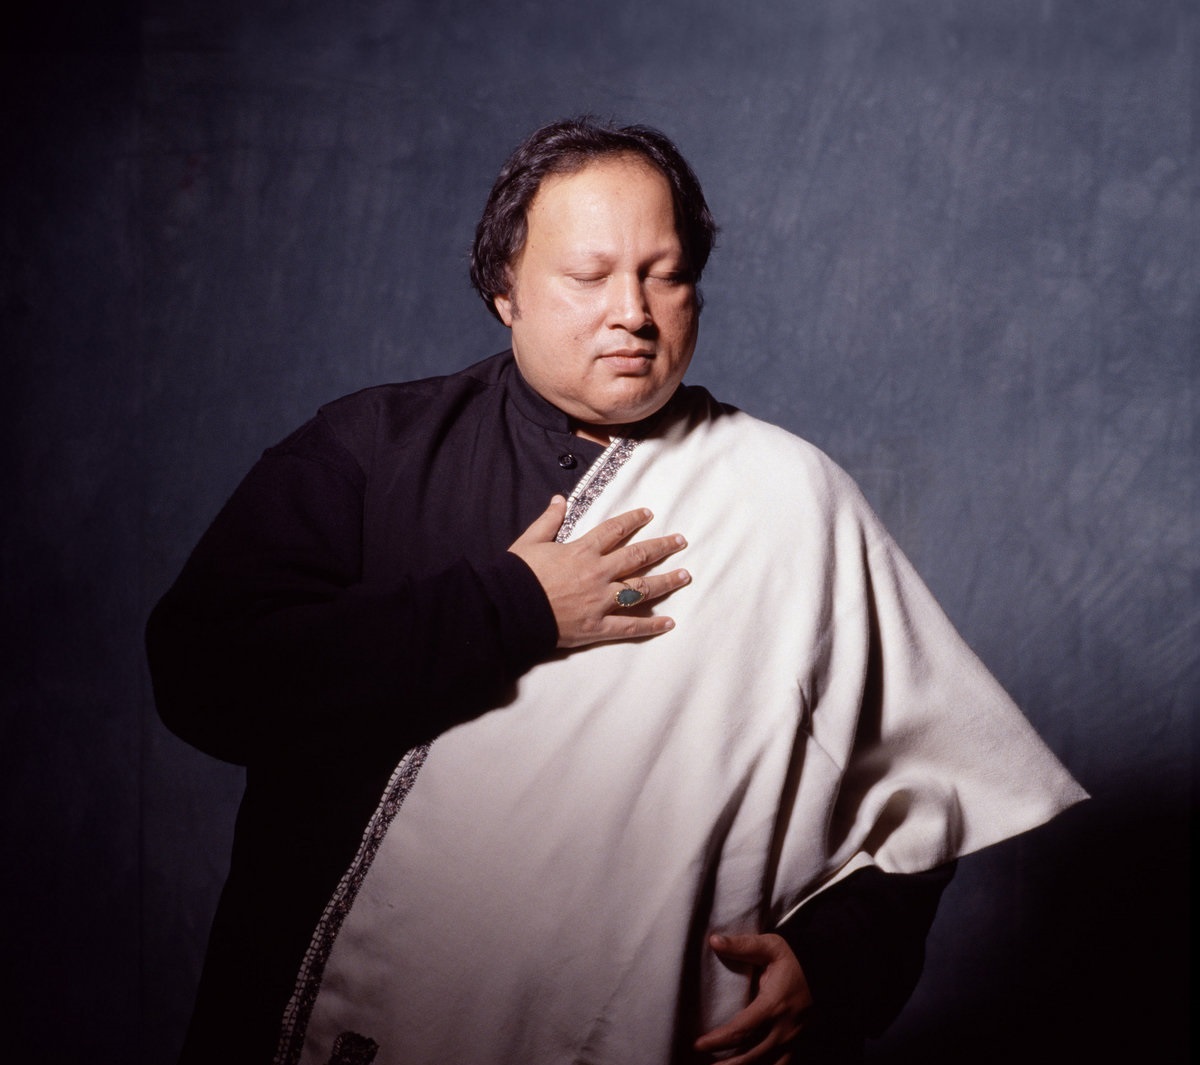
[494,155,700,441]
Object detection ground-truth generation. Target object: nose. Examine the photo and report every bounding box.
[607,274,652,331]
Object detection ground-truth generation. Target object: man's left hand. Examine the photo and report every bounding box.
[693,932,814,1064]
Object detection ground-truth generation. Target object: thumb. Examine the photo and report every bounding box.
[512,495,568,548]
[708,932,779,966]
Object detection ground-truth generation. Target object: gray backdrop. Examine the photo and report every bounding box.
[3,1,1194,1061]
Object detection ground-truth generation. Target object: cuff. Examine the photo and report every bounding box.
[475,551,559,672]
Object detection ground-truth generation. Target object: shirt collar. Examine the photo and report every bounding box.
[504,352,576,436]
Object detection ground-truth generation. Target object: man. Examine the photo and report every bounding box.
[148,118,1084,1064]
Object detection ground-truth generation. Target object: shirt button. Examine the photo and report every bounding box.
[558,453,577,469]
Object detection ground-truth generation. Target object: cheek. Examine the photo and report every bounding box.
[665,309,699,352]
[549,299,602,346]
[655,290,697,330]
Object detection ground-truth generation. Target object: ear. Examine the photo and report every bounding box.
[494,292,515,326]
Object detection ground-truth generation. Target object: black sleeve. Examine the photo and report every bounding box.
[146,414,558,767]
[776,860,957,1038]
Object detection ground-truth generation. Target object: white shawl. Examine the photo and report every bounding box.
[277,391,1086,1065]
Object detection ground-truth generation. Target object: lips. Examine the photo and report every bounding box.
[599,350,655,372]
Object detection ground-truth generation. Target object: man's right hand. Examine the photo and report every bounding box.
[509,496,690,649]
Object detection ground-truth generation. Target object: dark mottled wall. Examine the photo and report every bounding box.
[3,2,1193,1061]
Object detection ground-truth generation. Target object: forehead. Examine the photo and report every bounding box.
[522,155,680,252]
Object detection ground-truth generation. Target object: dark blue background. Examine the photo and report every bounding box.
[3,2,1193,1061]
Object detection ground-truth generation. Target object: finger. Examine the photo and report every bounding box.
[700,1036,791,1065]
[694,998,775,1054]
[695,1009,794,1065]
[699,1043,787,1065]
[580,612,677,645]
[511,495,567,548]
[609,533,689,577]
[610,569,691,608]
[580,507,655,552]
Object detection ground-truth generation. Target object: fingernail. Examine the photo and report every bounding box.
[677,570,691,583]
[673,534,687,547]
[662,619,675,631]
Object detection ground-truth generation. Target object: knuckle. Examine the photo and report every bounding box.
[602,515,628,537]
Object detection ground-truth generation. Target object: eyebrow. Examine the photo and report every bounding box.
[562,248,687,268]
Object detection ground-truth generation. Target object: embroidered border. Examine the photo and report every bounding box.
[274,742,432,1065]
[556,437,640,543]
[326,1030,379,1065]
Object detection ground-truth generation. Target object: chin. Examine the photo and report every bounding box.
[600,403,668,429]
